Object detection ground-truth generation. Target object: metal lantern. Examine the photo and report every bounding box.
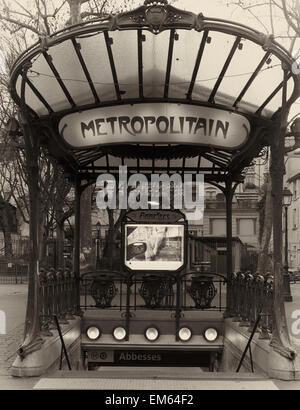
[282,187,293,207]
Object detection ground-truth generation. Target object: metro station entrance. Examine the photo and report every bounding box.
[7,0,300,379]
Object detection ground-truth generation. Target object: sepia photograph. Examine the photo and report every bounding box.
[0,0,300,396]
[125,224,184,270]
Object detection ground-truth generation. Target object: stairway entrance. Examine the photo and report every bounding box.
[33,368,277,390]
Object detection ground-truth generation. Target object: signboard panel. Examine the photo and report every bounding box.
[59,103,250,149]
[87,350,211,366]
[114,350,211,366]
[127,210,184,223]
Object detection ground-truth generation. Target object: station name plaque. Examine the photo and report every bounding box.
[58,103,250,149]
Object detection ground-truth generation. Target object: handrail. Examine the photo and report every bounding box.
[53,315,72,371]
[233,272,272,336]
[182,271,228,282]
[39,268,77,333]
[236,313,261,373]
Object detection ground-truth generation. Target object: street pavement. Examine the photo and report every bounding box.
[0,284,39,389]
[1,282,300,390]
[0,284,27,376]
[0,284,27,332]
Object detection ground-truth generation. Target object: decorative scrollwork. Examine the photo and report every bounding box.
[129,13,146,24]
[165,11,183,24]
[91,277,117,308]
[144,0,169,6]
[188,276,217,309]
[116,1,196,34]
[121,311,135,318]
[139,275,174,308]
[145,5,168,34]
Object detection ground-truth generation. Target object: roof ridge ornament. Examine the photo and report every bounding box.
[144,0,169,5]
[145,3,168,33]
[115,1,197,34]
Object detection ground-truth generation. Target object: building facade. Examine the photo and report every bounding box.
[203,186,259,248]
[285,152,300,270]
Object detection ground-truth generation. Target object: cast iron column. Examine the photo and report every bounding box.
[74,177,82,315]
[96,221,101,270]
[225,180,234,317]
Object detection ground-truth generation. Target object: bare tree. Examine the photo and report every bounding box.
[0,0,154,355]
[228,0,300,359]
[0,0,139,267]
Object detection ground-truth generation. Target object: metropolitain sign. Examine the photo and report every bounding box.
[58,103,250,149]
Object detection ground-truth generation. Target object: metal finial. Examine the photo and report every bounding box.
[144,0,168,6]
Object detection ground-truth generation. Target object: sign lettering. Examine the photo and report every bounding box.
[59,103,250,150]
[127,210,183,223]
[113,350,211,366]
[116,352,162,362]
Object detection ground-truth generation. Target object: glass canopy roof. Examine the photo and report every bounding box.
[9,1,300,183]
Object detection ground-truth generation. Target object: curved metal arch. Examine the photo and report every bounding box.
[9,2,300,121]
[8,0,300,188]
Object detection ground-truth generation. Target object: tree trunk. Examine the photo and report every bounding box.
[38,212,47,267]
[257,175,273,274]
[56,220,65,269]
[107,208,115,270]
[55,205,74,269]
[67,0,89,25]
[3,229,13,258]
[270,110,296,359]
[79,185,92,273]
[105,209,126,271]
[0,198,13,258]
[19,121,43,356]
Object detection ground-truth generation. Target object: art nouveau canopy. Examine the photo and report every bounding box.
[9,0,300,183]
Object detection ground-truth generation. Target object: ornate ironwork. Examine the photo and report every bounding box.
[144,0,168,5]
[90,275,117,308]
[228,271,273,338]
[104,145,209,161]
[115,0,196,34]
[8,0,300,190]
[139,275,174,308]
[39,267,78,335]
[188,275,217,309]
[39,268,53,336]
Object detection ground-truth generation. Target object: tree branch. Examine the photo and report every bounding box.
[281,0,300,36]
[0,14,42,35]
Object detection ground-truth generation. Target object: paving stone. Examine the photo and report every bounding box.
[33,377,279,390]
[0,323,24,376]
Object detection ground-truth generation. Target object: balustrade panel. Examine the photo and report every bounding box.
[38,267,77,335]
[228,271,274,339]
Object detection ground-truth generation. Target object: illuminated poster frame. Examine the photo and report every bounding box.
[122,210,188,274]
